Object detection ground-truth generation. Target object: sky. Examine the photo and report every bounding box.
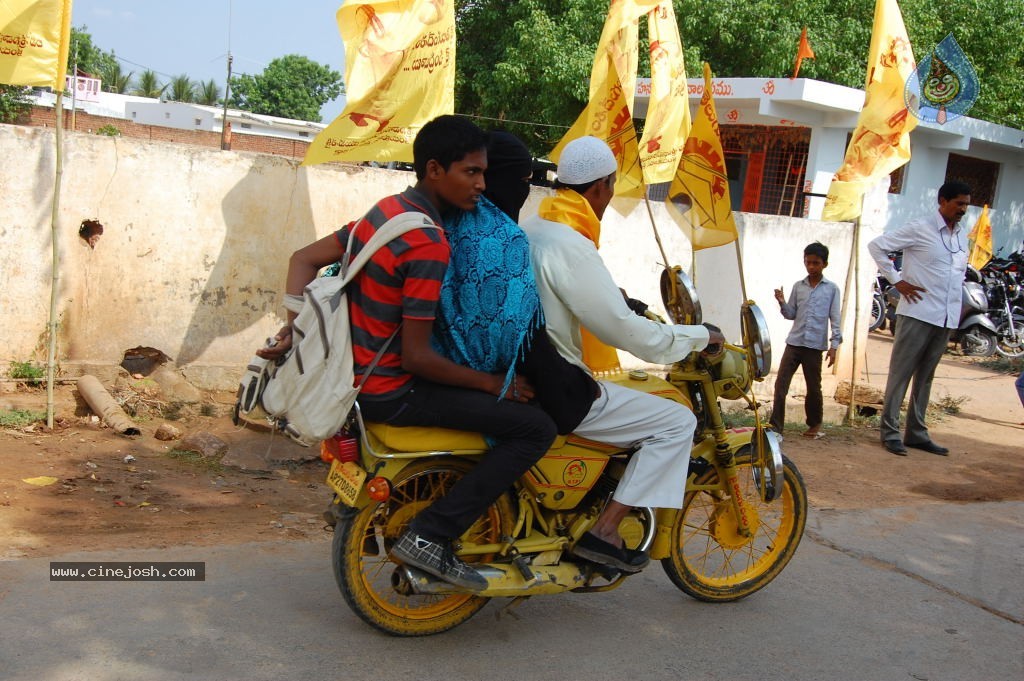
[72,0,348,122]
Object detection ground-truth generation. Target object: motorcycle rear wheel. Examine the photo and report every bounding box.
[960,327,996,357]
[869,293,886,331]
[331,458,513,636]
[661,449,807,602]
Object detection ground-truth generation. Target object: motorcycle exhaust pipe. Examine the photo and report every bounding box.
[394,562,590,597]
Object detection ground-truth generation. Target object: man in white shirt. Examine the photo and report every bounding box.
[521,136,725,572]
[867,181,971,456]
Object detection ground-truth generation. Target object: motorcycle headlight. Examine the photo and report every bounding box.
[660,266,701,325]
[708,348,751,400]
[741,302,772,380]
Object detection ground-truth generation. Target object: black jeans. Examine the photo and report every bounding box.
[770,344,824,433]
[359,379,557,542]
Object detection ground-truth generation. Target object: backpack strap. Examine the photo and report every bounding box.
[339,211,440,285]
[339,211,439,389]
[355,323,402,390]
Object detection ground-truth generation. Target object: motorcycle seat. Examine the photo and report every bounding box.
[364,422,568,454]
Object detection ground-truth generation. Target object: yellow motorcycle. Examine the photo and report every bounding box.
[321,268,807,636]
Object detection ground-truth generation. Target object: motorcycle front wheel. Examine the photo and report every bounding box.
[331,458,514,636]
[995,319,1024,358]
[662,448,807,602]
[869,293,886,332]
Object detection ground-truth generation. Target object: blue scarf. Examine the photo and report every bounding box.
[432,196,543,396]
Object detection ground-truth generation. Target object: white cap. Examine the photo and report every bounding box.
[557,136,617,185]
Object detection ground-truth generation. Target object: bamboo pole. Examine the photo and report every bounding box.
[843,217,863,424]
[642,193,671,269]
[46,90,65,429]
[733,238,748,302]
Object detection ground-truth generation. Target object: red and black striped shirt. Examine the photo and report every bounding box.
[334,187,449,400]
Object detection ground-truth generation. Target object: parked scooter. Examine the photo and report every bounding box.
[882,266,998,356]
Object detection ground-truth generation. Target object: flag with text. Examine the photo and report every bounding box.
[303,0,455,166]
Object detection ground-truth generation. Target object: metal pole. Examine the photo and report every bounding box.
[220,0,233,150]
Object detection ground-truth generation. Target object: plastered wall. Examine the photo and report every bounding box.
[1,124,870,391]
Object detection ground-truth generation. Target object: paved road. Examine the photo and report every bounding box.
[2,502,1021,681]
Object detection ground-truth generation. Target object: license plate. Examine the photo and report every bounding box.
[327,460,367,506]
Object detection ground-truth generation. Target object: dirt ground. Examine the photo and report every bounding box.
[2,355,1023,560]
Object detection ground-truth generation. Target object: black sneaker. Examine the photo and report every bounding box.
[390,530,488,591]
[571,532,649,573]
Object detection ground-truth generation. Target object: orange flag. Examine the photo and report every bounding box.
[822,0,918,222]
[791,27,815,79]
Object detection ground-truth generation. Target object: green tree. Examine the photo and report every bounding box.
[168,74,196,103]
[133,70,167,99]
[453,0,1024,150]
[228,54,343,122]
[98,61,133,94]
[0,85,32,123]
[196,79,221,106]
[69,26,118,79]
[456,0,609,152]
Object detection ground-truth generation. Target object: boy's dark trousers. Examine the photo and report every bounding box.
[770,344,824,434]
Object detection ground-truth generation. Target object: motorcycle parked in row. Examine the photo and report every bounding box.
[321,269,807,636]
[869,251,901,333]
[981,249,1024,358]
[881,266,999,356]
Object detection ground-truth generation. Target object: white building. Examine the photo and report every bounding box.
[33,75,329,144]
[635,77,1024,254]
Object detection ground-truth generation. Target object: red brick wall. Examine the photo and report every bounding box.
[16,105,313,158]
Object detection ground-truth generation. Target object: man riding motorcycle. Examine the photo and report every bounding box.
[521,136,726,572]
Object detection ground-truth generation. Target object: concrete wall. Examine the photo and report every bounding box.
[1,123,872,392]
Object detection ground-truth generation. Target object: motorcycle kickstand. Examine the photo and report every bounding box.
[495,596,531,622]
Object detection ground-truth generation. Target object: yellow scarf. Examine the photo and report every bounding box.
[538,190,621,373]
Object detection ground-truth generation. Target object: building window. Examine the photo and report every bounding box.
[719,125,811,217]
[299,131,309,138]
[131,111,136,119]
[165,112,171,119]
[945,154,999,207]
[889,163,907,194]
[195,118,202,126]
[240,123,252,129]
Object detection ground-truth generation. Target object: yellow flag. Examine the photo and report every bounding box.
[303,0,455,166]
[967,204,993,270]
[0,0,73,90]
[639,2,691,185]
[822,0,918,222]
[550,0,661,198]
[665,63,738,251]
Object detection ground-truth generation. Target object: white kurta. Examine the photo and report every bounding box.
[521,214,709,508]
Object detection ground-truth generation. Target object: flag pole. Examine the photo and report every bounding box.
[46,88,66,429]
[843,216,863,425]
[642,193,670,269]
[733,238,748,302]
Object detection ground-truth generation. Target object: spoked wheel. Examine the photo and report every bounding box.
[960,327,997,357]
[869,292,886,331]
[331,458,513,636]
[662,448,807,602]
[995,319,1024,358]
